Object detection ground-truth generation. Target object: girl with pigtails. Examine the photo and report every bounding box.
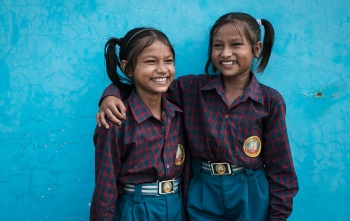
[90,27,190,221]
[96,12,299,221]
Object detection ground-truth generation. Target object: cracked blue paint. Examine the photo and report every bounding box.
[1,0,350,220]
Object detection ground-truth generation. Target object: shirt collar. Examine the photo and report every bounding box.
[244,73,263,104]
[200,74,222,91]
[128,89,182,124]
[200,72,263,104]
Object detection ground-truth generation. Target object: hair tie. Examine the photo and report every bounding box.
[115,38,123,46]
[256,19,262,26]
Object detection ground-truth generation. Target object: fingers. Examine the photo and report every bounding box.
[96,112,101,127]
[104,96,127,121]
[109,102,126,120]
[96,110,110,129]
[116,102,127,119]
[105,107,123,126]
[97,96,127,129]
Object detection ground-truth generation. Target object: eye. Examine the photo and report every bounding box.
[231,42,242,47]
[165,58,174,64]
[213,44,222,49]
[145,60,156,64]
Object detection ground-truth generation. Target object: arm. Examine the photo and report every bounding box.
[97,79,185,129]
[264,94,299,221]
[97,75,200,128]
[96,84,127,129]
[90,120,121,220]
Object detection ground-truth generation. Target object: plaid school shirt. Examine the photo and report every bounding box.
[101,73,299,221]
[91,89,190,220]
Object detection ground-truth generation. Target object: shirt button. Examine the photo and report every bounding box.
[166,164,170,169]
[224,114,229,118]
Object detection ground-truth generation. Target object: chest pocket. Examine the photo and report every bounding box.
[236,122,263,158]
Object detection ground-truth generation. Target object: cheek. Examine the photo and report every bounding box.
[211,53,220,65]
[168,65,175,75]
[211,50,219,59]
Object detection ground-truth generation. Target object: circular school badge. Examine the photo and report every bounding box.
[243,136,261,157]
[163,181,172,193]
[175,144,185,165]
[215,164,226,174]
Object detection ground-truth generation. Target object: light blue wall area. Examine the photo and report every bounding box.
[1,0,349,220]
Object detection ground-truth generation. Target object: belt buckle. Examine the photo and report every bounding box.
[158,179,175,195]
[210,162,232,175]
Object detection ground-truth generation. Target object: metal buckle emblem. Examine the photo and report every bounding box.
[158,179,175,195]
[210,162,232,175]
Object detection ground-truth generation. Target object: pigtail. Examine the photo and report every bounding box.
[104,37,133,91]
[257,19,274,72]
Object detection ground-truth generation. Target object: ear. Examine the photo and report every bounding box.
[254,41,262,58]
[120,60,132,77]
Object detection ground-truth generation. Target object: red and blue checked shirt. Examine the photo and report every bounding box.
[101,73,299,221]
[91,89,190,220]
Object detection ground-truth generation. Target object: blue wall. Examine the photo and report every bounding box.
[1,0,349,220]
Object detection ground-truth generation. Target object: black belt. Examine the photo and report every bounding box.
[202,161,245,175]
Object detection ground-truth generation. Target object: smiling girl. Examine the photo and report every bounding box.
[90,28,190,221]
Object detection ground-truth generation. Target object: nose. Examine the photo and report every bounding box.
[156,62,168,73]
[220,47,233,57]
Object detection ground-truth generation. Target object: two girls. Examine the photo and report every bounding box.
[96,12,299,221]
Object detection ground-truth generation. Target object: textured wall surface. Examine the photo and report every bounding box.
[1,0,349,220]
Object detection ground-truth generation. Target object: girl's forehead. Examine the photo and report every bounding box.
[215,23,240,33]
[145,40,170,50]
[138,41,173,56]
[213,23,244,40]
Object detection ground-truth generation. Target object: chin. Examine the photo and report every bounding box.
[155,87,169,94]
[220,71,236,77]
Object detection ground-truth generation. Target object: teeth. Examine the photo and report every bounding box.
[153,77,167,82]
[221,61,237,65]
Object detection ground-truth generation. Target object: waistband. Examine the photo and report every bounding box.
[123,179,180,196]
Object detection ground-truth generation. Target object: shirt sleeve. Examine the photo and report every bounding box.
[263,94,299,221]
[90,120,121,220]
[99,83,123,106]
[165,79,185,108]
[99,81,184,107]
[99,76,197,108]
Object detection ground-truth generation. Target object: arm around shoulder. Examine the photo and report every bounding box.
[96,84,127,128]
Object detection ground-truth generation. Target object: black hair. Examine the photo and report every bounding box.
[205,12,274,74]
[104,27,175,91]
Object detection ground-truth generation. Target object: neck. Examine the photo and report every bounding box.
[222,73,250,106]
[135,89,162,120]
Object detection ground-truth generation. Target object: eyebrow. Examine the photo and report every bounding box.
[140,54,174,59]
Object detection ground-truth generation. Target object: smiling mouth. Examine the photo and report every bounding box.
[221,61,237,65]
[152,77,168,83]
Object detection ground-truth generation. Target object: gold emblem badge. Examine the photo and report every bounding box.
[243,136,261,157]
[175,144,185,165]
[215,164,226,174]
[163,181,172,193]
